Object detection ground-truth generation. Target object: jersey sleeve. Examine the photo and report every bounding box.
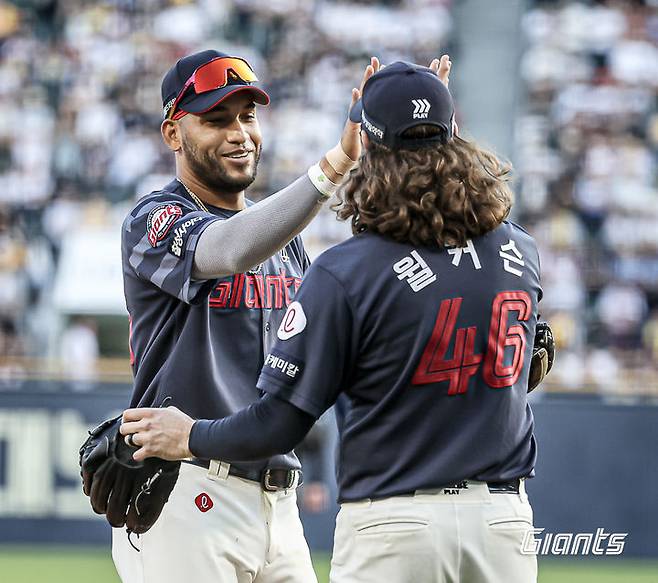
[302,250,311,273]
[256,263,357,419]
[288,234,312,273]
[122,196,220,304]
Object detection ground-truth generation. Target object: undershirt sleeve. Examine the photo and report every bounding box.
[192,175,327,279]
[188,393,315,462]
[256,263,357,418]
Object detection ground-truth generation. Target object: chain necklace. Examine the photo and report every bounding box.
[177,178,209,213]
[177,177,263,275]
[177,177,262,274]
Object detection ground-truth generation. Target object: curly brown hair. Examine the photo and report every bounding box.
[334,125,514,247]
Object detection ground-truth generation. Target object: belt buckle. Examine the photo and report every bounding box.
[262,469,294,491]
[262,469,302,491]
[262,469,278,491]
[487,479,520,494]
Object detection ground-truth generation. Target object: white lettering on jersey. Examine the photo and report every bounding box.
[447,239,481,269]
[264,354,300,379]
[499,239,525,277]
[169,216,204,257]
[393,250,437,292]
[277,301,307,340]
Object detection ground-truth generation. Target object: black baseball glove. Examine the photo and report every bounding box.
[528,321,555,392]
[79,415,180,534]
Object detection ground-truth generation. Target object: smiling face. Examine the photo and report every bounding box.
[175,92,263,194]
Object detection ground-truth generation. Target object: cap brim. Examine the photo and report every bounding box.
[349,99,363,123]
[179,84,270,114]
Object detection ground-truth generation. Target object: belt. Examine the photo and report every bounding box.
[486,479,521,494]
[439,479,521,494]
[187,459,303,492]
[386,478,524,500]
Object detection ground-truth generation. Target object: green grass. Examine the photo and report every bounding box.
[313,552,332,582]
[0,547,119,583]
[0,547,656,582]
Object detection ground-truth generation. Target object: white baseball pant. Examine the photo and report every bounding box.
[112,462,317,583]
[330,480,537,583]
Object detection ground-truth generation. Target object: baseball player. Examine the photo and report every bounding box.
[113,49,376,583]
[123,58,545,583]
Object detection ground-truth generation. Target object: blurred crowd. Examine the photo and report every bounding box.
[0,0,451,384]
[0,0,656,395]
[517,0,658,393]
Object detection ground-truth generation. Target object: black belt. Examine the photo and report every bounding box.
[486,479,521,494]
[187,459,303,492]
[438,479,521,494]
[389,478,524,499]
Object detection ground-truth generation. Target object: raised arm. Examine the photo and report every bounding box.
[192,58,381,279]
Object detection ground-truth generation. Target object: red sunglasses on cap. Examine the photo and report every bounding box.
[165,56,260,120]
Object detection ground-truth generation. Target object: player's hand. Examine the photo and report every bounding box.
[430,54,459,137]
[430,54,451,87]
[120,406,195,462]
[340,56,380,161]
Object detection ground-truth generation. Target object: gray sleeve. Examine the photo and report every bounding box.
[192,175,327,279]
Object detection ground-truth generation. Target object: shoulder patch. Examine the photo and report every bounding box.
[277,301,307,340]
[147,204,182,247]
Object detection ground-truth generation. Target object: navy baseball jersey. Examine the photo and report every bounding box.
[256,222,542,501]
[122,179,309,475]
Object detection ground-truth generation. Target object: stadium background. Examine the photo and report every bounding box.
[0,0,657,581]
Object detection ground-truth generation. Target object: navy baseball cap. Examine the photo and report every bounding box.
[349,61,454,150]
[161,49,270,119]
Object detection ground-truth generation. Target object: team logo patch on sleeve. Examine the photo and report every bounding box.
[277,301,307,340]
[146,204,182,247]
[262,350,304,385]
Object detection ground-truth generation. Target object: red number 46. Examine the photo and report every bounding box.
[411,291,532,395]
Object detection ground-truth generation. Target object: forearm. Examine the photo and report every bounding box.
[193,174,327,279]
[188,393,315,461]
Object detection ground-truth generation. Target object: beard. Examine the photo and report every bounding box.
[181,139,261,194]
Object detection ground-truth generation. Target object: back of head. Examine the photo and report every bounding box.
[339,62,513,248]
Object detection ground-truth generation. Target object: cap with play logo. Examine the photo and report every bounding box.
[349,61,454,150]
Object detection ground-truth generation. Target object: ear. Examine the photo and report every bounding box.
[361,131,371,150]
[161,119,182,152]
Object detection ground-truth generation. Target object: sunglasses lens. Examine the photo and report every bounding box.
[194,58,258,93]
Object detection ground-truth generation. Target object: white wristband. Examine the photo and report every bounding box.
[307,163,339,199]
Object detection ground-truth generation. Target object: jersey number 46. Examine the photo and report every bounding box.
[411,291,532,395]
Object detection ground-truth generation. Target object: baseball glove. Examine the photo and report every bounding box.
[528,321,555,392]
[79,415,180,534]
